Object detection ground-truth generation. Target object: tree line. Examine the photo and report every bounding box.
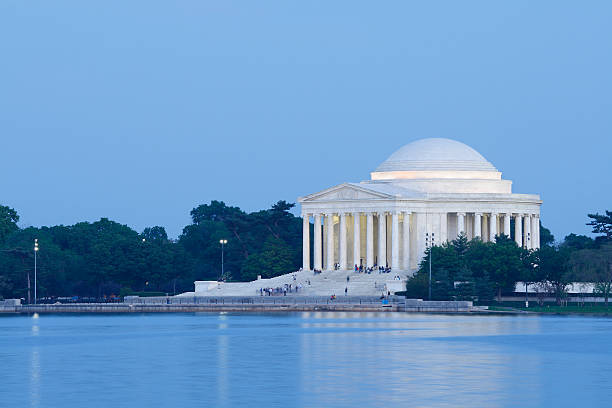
[405,211,612,305]
[0,200,302,301]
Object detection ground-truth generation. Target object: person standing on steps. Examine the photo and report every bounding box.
[345,287,348,296]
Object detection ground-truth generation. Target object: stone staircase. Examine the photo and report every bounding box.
[179,268,410,297]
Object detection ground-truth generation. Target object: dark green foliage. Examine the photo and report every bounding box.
[539,223,555,247]
[141,226,168,242]
[453,265,476,301]
[569,243,612,306]
[179,200,302,282]
[0,205,19,244]
[562,233,595,250]
[587,211,612,241]
[240,236,294,281]
[404,270,428,299]
[0,200,303,300]
[535,245,572,305]
[474,271,495,302]
[406,233,532,301]
[431,268,452,301]
[404,214,612,303]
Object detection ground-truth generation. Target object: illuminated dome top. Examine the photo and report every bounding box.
[372,138,499,180]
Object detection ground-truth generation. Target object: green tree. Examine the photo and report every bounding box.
[0,205,19,244]
[141,226,168,242]
[453,265,476,301]
[570,243,612,307]
[539,223,555,247]
[587,211,612,241]
[562,233,595,251]
[488,234,525,299]
[181,200,301,282]
[240,236,294,281]
[538,245,572,305]
[431,268,452,301]
[404,271,428,299]
[474,271,495,302]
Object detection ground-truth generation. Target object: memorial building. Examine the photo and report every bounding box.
[298,138,542,272]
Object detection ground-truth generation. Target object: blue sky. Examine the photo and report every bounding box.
[1,1,610,240]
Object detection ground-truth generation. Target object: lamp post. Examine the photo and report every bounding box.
[526,263,538,308]
[219,239,227,281]
[34,239,39,304]
[425,233,434,301]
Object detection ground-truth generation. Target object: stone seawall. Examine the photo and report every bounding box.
[0,297,475,314]
[404,299,474,312]
[11,303,400,313]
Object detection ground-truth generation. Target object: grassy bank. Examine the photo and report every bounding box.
[488,304,612,315]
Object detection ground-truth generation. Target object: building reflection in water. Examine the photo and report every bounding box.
[217,314,229,404]
[30,322,41,408]
[298,312,543,407]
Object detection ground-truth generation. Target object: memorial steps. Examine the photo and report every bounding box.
[179,268,409,297]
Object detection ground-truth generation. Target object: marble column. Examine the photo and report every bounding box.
[489,213,498,242]
[326,213,334,269]
[314,214,322,270]
[515,214,523,247]
[536,215,541,249]
[440,213,448,244]
[457,212,466,237]
[504,213,511,237]
[531,214,538,250]
[353,213,361,268]
[366,213,374,267]
[378,212,386,267]
[402,212,411,270]
[339,212,347,270]
[416,212,427,266]
[391,212,399,269]
[474,213,482,239]
[302,214,310,270]
[524,214,531,249]
[482,214,488,242]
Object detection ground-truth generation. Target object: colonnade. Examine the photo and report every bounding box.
[302,211,540,271]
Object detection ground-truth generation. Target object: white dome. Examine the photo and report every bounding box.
[374,138,497,173]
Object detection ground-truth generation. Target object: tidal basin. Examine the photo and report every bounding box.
[2,313,612,407]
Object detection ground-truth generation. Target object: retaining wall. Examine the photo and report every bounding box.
[0,297,475,314]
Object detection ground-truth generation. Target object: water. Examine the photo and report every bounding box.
[1,312,612,407]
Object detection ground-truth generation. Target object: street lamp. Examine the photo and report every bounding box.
[425,232,435,301]
[34,239,39,304]
[219,239,227,281]
[526,263,538,308]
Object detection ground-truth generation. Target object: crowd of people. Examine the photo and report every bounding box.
[352,264,393,274]
[259,282,304,296]
[311,265,395,275]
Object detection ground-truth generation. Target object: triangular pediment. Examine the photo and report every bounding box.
[299,183,395,202]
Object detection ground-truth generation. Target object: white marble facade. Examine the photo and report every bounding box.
[298,138,542,272]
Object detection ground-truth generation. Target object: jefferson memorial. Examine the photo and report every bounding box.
[298,138,542,272]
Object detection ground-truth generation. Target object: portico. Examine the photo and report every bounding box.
[298,138,542,272]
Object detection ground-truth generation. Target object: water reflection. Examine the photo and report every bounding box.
[0,312,608,407]
[29,348,40,408]
[29,319,41,408]
[217,314,229,404]
[297,312,545,407]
